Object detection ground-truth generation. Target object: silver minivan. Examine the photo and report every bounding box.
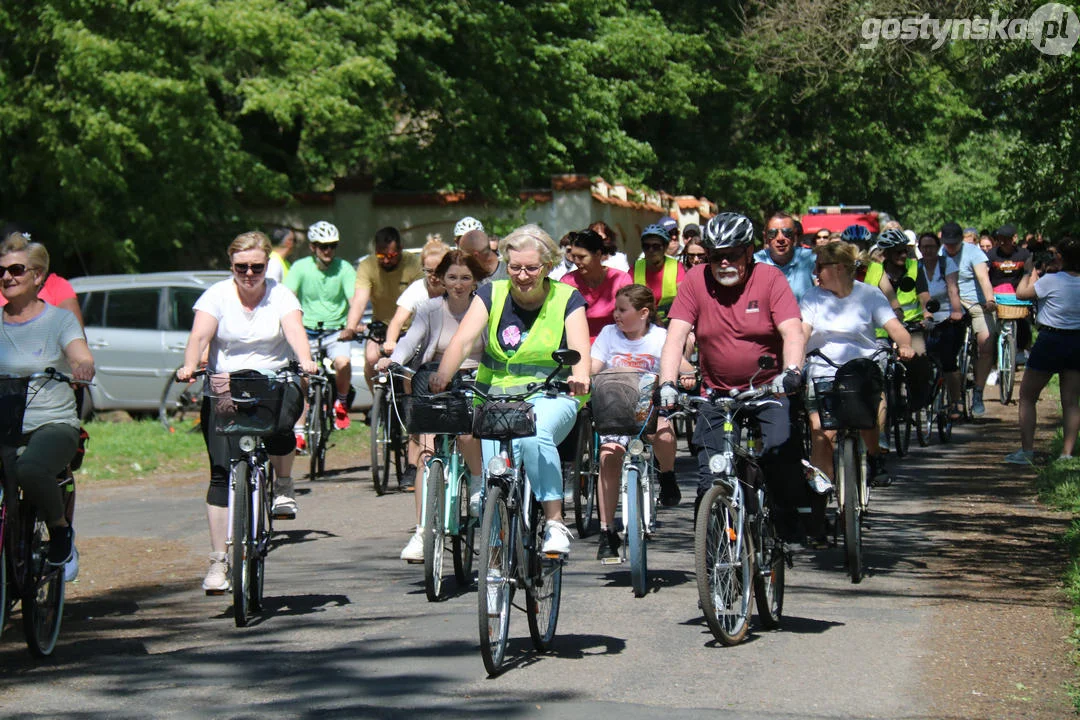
[71,272,373,417]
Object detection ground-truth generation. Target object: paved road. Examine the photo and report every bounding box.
[0,409,1070,718]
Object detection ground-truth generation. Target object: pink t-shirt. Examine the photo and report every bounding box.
[560,267,633,342]
[668,262,800,391]
[0,273,77,307]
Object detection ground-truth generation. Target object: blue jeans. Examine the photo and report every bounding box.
[481,395,579,503]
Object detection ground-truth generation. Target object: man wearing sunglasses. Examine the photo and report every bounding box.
[633,223,685,325]
[753,212,817,303]
[658,212,806,532]
[286,221,359,431]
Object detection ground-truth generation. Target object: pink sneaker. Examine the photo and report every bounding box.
[334,400,351,430]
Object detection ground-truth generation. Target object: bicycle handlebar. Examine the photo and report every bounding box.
[805,347,889,369]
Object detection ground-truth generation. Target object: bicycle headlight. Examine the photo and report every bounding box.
[239,436,256,452]
[708,453,731,475]
[486,457,510,477]
[627,438,646,456]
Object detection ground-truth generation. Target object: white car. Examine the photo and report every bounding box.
[71,272,373,418]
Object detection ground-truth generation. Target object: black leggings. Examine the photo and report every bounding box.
[1,423,79,524]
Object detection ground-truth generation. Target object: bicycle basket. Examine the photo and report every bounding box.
[208,372,298,436]
[0,377,29,442]
[815,358,882,430]
[472,400,536,440]
[591,369,658,435]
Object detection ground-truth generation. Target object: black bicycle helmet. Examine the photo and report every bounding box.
[702,213,755,251]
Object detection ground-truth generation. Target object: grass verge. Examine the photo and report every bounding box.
[1029,378,1080,709]
[78,416,371,483]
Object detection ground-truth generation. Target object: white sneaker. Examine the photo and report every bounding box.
[541,520,573,555]
[202,552,230,593]
[986,370,999,386]
[272,495,298,518]
[64,546,80,582]
[400,529,424,563]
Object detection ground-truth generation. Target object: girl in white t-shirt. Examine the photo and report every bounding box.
[589,285,693,561]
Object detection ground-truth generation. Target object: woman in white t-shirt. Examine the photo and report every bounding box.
[801,241,914,492]
[177,231,317,594]
[1008,239,1080,463]
[589,285,694,561]
[382,238,450,357]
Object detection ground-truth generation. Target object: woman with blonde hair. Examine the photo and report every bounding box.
[382,237,451,358]
[431,224,590,555]
[177,231,317,592]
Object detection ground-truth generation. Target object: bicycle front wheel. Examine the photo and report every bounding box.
[935,380,953,443]
[625,466,648,598]
[1000,324,1017,405]
[23,520,64,657]
[250,464,272,613]
[959,334,975,419]
[317,377,334,476]
[527,502,563,651]
[0,536,7,638]
[452,468,476,586]
[423,460,448,602]
[230,463,253,627]
[570,416,597,537]
[159,372,205,433]
[477,485,513,676]
[889,374,911,458]
[370,386,391,495]
[695,484,752,645]
[838,437,863,584]
[307,383,324,482]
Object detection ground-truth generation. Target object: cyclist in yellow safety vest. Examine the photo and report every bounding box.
[430,224,591,557]
[864,227,932,354]
[634,224,685,325]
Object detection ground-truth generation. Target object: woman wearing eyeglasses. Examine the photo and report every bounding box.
[431,224,591,555]
[681,236,708,270]
[801,241,914,494]
[0,232,94,575]
[560,229,633,342]
[177,231,317,593]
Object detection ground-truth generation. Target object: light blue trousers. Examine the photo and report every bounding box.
[481,395,579,502]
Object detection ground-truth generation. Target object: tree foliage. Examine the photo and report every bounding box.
[0,0,1074,274]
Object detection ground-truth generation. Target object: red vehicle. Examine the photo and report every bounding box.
[800,205,882,237]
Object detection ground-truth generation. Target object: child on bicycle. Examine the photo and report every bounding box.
[589,284,694,560]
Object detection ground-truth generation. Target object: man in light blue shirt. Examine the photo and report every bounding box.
[940,221,998,417]
[754,212,816,302]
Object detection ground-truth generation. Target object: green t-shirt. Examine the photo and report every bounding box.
[284,256,356,330]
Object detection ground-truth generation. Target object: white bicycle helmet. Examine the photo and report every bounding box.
[454,216,484,237]
[308,221,340,244]
[703,213,755,250]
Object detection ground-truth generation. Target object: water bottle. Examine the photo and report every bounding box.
[802,459,834,494]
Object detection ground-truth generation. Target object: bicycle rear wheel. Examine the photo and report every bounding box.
[370,386,391,495]
[477,485,513,676]
[936,381,953,443]
[1000,324,1017,405]
[307,383,325,482]
[159,372,205,433]
[452,468,476,586]
[695,484,752,645]
[23,520,65,657]
[423,460,448,602]
[570,415,597,537]
[753,499,785,630]
[838,436,863,584]
[625,466,648,598]
[889,372,911,458]
[917,383,937,447]
[527,500,562,651]
[250,464,272,613]
[317,377,334,476]
[230,462,253,627]
[959,332,975,420]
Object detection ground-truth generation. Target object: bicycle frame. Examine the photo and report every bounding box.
[421,433,470,537]
[619,440,656,539]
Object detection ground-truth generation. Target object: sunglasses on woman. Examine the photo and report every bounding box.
[0,263,29,278]
[233,263,266,275]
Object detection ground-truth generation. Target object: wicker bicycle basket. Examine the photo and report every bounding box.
[996,303,1030,320]
[814,358,883,431]
[591,370,658,435]
[207,372,290,436]
[472,400,536,440]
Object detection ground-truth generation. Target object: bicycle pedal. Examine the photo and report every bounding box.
[405,558,424,565]
[204,589,227,597]
[543,552,565,561]
[272,512,296,520]
[599,557,622,565]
